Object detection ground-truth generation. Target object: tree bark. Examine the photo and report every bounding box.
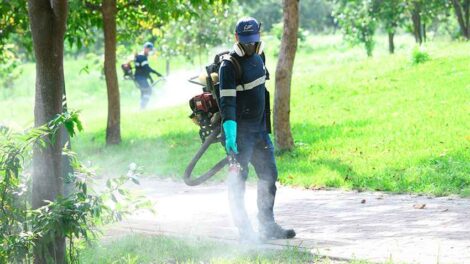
[274,0,299,151]
[388,31,395,54]
[411,4,423,45]
[422,22,427,42]
[102,0,121,145]
[28,0,67,263]
[451,0,470,39]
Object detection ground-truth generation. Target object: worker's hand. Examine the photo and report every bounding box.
[223,120,238,154]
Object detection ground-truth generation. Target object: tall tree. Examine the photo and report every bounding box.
[451,0,470,39]
[274,0,299,151]
[333,0,377,57]
[373,0,406,54]
[405,0,449,44]
[102,0,121,144]
[75,0,231,145]
[28,0,68,262]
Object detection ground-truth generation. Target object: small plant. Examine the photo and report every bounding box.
[411,46,430,65]
[0,111,152,263]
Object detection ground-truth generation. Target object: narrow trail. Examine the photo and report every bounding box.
[104,178,470,263]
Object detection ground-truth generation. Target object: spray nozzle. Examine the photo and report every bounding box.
[227,152,240,174]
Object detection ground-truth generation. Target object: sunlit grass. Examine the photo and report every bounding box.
[2,35,469,196]
[79,234,317,264]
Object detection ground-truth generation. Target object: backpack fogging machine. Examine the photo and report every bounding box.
[184,52,241,186]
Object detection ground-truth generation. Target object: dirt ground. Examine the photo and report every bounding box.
[104,178,470,264]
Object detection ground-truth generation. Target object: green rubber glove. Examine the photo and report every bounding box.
[223,120,238,154]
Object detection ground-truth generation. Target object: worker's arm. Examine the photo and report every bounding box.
[219,61,238,154]
[148,65,163,77]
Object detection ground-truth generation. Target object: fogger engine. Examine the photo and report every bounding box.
[183,51,238,186]
[189,92,220,142]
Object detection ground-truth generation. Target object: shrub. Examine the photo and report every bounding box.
[0,112,151,263]
[411,46,431,65]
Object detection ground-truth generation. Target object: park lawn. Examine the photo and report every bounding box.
[78,234,321,264]
[1,36,469,196]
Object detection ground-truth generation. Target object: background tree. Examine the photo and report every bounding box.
[450,0,470,39]
[27,0,68,262]
[333,0,377,57]
[238,0,283,31]
[405,0,450,44]
[70,0,231,145]
[274,0,299,151]
[157,2,241,68]
[300,0,336,32]
[0,1,29,89]
[373,0,406,54]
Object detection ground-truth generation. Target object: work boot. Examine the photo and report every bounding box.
[260,222,296,240]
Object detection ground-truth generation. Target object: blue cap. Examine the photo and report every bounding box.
[143,42,154,50]
[235,17,260,44]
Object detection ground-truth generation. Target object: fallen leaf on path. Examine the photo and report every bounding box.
[413,203,426,209]
[361,199,366,204]
[441,209,449,212]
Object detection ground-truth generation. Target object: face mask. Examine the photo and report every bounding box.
[240,43,257,56]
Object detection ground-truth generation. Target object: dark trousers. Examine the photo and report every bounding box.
[135,77,152,109]
[228,130,278,232]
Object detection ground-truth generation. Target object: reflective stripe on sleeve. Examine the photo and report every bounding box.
[220,89,237,97]
[236,75,266,91]
[135,61,148,67]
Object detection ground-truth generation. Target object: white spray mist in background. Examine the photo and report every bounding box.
[147,69,204,110]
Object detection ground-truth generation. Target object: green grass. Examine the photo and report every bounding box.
[1,35,469,196]
[79,234,317,264]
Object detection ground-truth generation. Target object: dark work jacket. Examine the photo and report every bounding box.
[134,54,160,80]
[219,53,268,133]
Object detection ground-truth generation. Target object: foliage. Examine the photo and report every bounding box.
[411,46,431,64]
[403,0,452,42]
[156,1,242,62]
[404,0,451,25]
[239,0,335,33]
[0,0,29,57]
[66,0,233,50]
[0,44,23,89]
[372,0,407,35]
[333,0,377,56]
[238,0,282,31]
[299,0,336,32]
[0,112,151,263]
[0,1,28,89]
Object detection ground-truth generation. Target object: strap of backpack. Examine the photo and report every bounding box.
[260,52,270,80]
[224,55,242,84]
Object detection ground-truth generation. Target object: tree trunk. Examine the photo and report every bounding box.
[422,22,427,42]
[411,6,423,45]
[274,0,299,151]
[451,0,470,39]
[388,31,395,54]
[102,0,121,145]
[28,0,67,263]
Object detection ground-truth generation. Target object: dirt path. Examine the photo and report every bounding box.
[105,178,470,264]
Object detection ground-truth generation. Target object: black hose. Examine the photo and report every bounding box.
[183,125,228,186]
